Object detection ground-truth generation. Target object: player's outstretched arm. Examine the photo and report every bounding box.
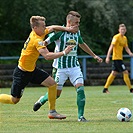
[79,43,103,63]
[46,25,78,33]
[38,45,73,60]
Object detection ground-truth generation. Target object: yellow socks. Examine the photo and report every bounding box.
[123,73,132,89]
[0,94,14,104]
[104,73,132,90]
[48,84,57,111]
[104,73,115,88]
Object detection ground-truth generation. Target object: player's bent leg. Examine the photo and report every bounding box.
[47,85,65,120]
[0,94,20,104]
[47,87,65,119]
[33,84,57,111]
[39,77,57,111]
[48,84,66,119]
[33,89,62,111]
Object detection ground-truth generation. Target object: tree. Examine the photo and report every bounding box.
[0,0,133,56]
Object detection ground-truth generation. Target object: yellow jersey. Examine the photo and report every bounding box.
[18,28,49,72]
[111,33,128,60]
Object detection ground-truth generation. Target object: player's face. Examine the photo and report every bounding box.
[35,20,46,36]
[119,27,126,36]
[70,17,80,27]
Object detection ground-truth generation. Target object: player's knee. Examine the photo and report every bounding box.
[123,70,129,74]
[12,97,20,104]
[75,83,83,88]
[112,71,117,76]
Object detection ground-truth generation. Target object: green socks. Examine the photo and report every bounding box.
[40,86,86,119]
[76,86,85,119]
[40,92,48,104]
[40,92,60,104]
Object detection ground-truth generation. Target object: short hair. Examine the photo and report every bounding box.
[67,11,81,20]
[119,23,126,29]
[30,16,46,28]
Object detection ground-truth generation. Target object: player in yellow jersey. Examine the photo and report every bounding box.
[0,15,77,119]
[103,24,133,93]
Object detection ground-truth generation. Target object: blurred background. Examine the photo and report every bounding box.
[0,0,133,87]
[0,0,133,56]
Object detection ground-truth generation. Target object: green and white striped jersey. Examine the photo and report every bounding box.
[46,31,84,68]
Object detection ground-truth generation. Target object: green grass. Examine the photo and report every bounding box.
[0,86,133,133]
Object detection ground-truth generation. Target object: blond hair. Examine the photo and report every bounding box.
[30,16,46,28]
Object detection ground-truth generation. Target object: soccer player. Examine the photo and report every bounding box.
[103,24,133,93]
[0,15,77,119]
[33,11,103,122]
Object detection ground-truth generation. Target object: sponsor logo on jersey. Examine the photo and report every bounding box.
[66,39,76,46]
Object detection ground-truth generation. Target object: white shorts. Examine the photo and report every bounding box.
[55,66,84,90]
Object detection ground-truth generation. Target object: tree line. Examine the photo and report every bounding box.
[0,0,133,56]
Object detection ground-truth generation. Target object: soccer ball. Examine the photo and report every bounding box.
[117,108,132,122]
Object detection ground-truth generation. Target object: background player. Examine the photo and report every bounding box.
[103,24,133,93]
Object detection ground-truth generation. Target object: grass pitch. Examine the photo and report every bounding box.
[0,86,133,133]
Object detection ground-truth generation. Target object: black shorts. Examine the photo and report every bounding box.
[11,66,49,98]
[112,60,127,72]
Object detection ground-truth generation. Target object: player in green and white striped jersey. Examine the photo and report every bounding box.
[48,30,82,69]
[33,11,103,122]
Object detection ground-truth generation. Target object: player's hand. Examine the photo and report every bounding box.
[63,45,74,55]
[94,55,103,63]
[129,53,133,57]
[105,57,110,64]
[66,25,79,33]
[43,41,48,46]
